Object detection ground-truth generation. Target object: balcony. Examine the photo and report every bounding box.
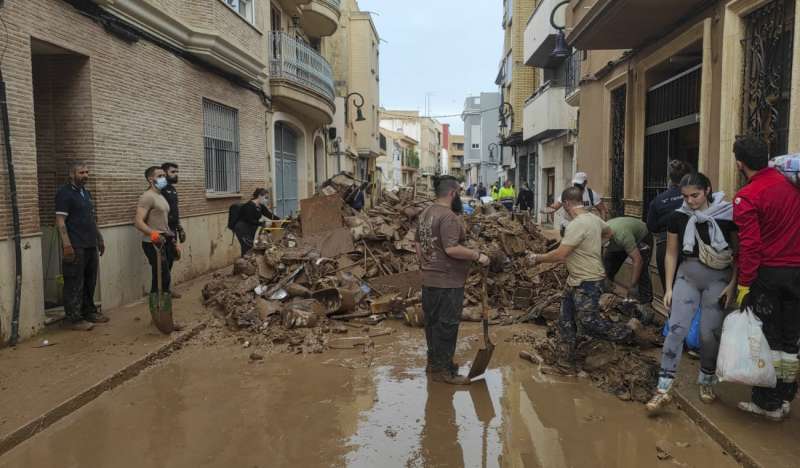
[524,0,567,68]
[564,50,582,106]
[269,32,335,124]
[567,0,708,50]
[523,82,577,141]
[300,0,341,38]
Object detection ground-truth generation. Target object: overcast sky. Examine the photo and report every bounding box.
[358,0,504,134]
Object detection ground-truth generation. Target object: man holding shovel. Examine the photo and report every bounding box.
[416,176,490,385]
[134,166,181,333]
[529,187,635,370]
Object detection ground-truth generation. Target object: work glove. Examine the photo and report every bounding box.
[150,231,164,246]
[63,244,76,263]
[736,285,751,308]
[476,253,490,267]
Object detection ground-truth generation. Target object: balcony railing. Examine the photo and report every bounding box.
[269,31,334,101]
[565,50,581,97]
[320,0,341,9]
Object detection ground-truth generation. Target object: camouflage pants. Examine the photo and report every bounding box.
[559,280,632,359]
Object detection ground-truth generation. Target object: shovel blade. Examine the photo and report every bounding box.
[468,342,495,380]
[149,292,175,335]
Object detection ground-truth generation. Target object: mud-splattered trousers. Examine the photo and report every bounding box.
[422,287,465,372]
[559,280,632,358]
[660,258,730,384]
[747,266,800,411]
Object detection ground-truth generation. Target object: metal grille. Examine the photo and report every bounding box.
[741,0,794,156]
[610,85,626,218]
[270,32,335,102]
[203,99,240,194]
[646,65,701,127]
[275,123,299,218]
[565,50,581,97]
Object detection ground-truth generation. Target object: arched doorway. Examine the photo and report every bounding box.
[275,122,299,217]
[314,137,325,190]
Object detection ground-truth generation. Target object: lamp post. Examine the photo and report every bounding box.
[345,92,366,123]
[550,0,571,60]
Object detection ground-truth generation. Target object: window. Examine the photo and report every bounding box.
[504,52,513,84]
[471,125,481,149]
[225,0,254,23]
[474,97,481,105]
[203,99,240,193]
[271,5,282,32]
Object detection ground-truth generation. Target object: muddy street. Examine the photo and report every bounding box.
[0,322,737,468]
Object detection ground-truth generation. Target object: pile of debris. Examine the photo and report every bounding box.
[524,293,663,403]
[202,178,564,354]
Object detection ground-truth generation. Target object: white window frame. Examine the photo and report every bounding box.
[203,99,241,194]
[471,124,481,150]
[224,0,255,24]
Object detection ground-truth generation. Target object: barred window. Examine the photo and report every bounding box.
[203,99,240,194]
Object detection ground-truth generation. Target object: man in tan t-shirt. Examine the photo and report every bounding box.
[530,187,634,368]
[416,176,490,385]
[134,166,180,307]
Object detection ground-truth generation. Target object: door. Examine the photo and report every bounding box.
[275,123,299,218]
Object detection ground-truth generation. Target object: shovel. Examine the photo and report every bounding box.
[468,270,494,381]
[149,240,174,334]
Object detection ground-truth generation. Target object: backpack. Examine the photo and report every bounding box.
[227,203,243,230]
[770,154,800,189]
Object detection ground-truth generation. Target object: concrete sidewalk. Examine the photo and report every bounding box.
[673,358,800,468]
[0,271,217,455]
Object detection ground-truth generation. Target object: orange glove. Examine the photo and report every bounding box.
[150,231,163,244]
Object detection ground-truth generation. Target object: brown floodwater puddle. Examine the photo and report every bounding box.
[0,324,737,468]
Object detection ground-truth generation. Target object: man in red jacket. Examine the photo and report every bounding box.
[732,136,800,421]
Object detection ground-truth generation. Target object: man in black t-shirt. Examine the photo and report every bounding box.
[161,163,183,298]
[55,162,109,330]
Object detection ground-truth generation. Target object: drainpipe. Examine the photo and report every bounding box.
[0,68,22,346]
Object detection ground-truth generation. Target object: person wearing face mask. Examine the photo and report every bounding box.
[134,166,178,302]
[646,172,738,414]
[160,162,183,298]
[416,176,490,385]
[732,136,800,421]
[234,188,279,256]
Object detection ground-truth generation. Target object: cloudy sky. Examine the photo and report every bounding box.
[358,0,504,134]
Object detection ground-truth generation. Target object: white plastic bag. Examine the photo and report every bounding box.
[716,308,777,387]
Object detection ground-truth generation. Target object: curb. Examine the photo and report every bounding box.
[0,322,206,457]
[672,387,760,468]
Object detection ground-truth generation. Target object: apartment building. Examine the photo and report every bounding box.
[325,0,381,184]
[379,110,442,188]
[462,93,504,185]
[0,0,344,343]
[523,0,579,225]
[449,133,465,179]
[565,0,798,221]
[497,0,539,185]
[378,128,419,189]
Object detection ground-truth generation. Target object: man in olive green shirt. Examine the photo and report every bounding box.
[604,217,653,306]
[530,187,634,367]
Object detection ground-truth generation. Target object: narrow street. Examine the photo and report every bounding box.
[0,320,736,468]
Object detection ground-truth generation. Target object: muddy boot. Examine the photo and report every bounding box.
[431,370,471,386]
[646,377,674,413]
[84,312,110,323]
[737,401,784,421]
[425,361,459,374]
[66,319,94,331]
[698,371,717,404]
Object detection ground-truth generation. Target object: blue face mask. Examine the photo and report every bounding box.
[155,177,168,191]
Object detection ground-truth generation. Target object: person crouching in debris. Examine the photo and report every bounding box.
[233,188,280,257]
[528,186,635,371]
[346,182,367,212]
[416,176,490,385]
[646,172,738,413]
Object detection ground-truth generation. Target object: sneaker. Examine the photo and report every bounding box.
[646,391,673,413]
[699,384,717,404]
[67,320,95,331]
[737,401,784,421]
[84,312,110,323]
[431,370,471,386]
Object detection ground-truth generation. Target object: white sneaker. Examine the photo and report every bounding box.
[737,401,784,421]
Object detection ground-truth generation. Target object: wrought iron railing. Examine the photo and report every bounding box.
[320,0,341,10]
[269,32,335,102]
[565,49,581,97]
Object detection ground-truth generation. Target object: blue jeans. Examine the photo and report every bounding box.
[559,280,632,358]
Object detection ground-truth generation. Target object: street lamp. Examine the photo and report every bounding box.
[550,1,571,60]
[345,92,366,123]
[488,143,499,162]
[498,102,514,131]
